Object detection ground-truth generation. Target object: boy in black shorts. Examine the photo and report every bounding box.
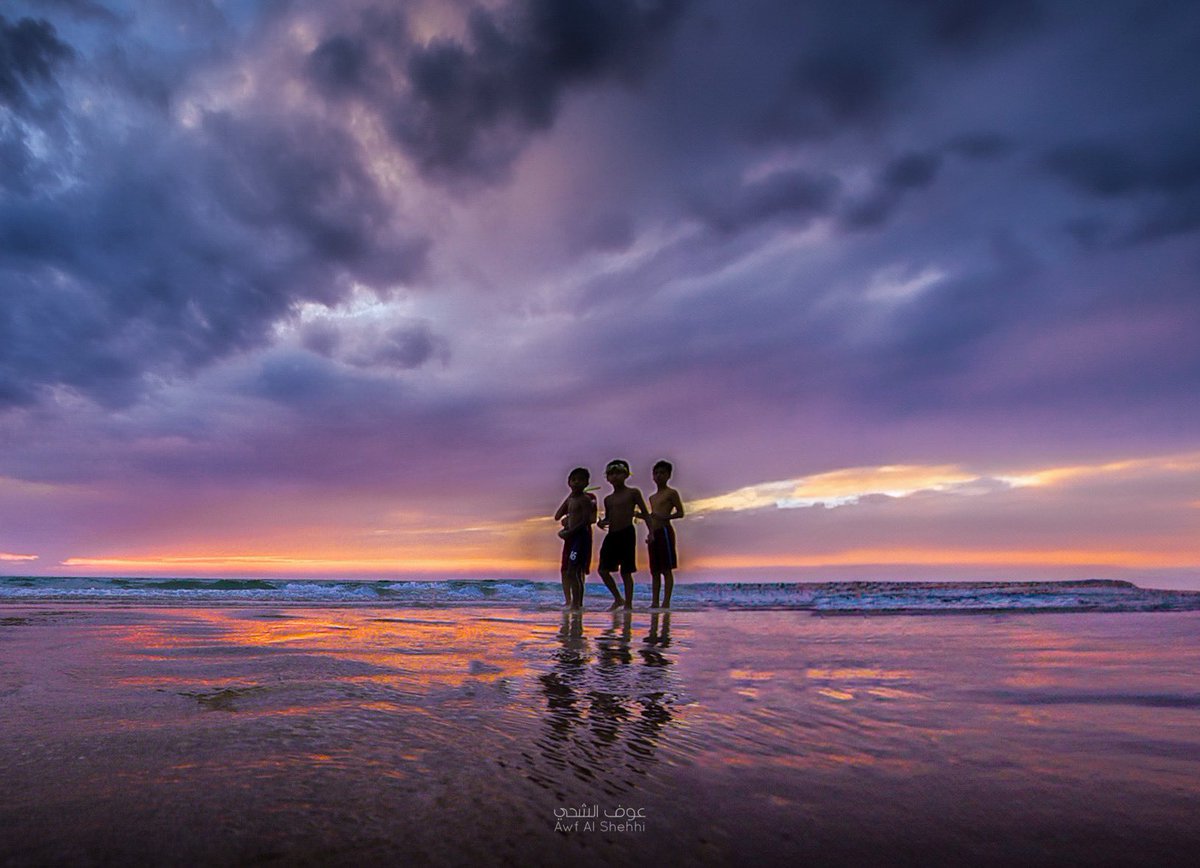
[646,460,685,609]
[597,459,649,610]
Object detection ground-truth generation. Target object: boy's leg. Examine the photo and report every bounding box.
[571,568,585,609]
[651,571,662,608]
[561,569,572,605]
[621,570,634,609]
[598,569,623,606]
[661,568,674,608]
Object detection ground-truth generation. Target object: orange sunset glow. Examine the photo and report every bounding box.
[35,450,1197,583]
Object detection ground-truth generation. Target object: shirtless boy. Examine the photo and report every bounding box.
[554,467,596,609]
[646,460,685,609]
[597,459,649,610]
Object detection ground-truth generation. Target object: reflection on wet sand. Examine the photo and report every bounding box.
[109,608,534,705]
[529,611,679,799]
[4,606,1200,866]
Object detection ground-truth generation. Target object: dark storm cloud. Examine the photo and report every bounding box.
[199,111,428,288]
[0,14,73,124]
[308,33,377,97]
[995,1,1200,248]
[306,5,410,99]
[251,324,448,409]
[1047,143,1168,198]
[0,15,73,106]
[753,0,1041,143]
[4,2,1199,455]
[606,1,1200,428]
[1043,137,1200,244]
[308,0,689,182]
[0,118,428,409]
[491,0,1198,438]
[754,50,893,144]
[0,13,427,411]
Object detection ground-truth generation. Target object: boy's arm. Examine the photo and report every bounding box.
[554,498,570,521]
[669,489,685,520]
[633,490,650,522]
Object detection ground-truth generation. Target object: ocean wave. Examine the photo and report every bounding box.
[2,576,1199,613]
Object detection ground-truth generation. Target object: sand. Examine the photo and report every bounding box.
[2,604,1200,866]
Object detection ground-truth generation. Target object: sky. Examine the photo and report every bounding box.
[1,0,1198,587]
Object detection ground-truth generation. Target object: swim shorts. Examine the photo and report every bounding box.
[598,525,637,573]
[561,528,592,574]
[647,524,678,573]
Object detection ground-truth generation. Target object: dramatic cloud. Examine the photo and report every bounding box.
[308,0,689,182]
[753,0,1040,143]
[1,6,429,409]
[1,14,74,199]
[1044,136,1200,244]
[0,14,74,111]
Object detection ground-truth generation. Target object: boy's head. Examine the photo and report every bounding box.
[652,460,673,484]
[567,467,589,492]
[604,459,630,484]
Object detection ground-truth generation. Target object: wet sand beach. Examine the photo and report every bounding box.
[3,604,1200,866]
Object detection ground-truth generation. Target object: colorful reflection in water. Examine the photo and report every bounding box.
[2,606,1200,865]
[527,611,680,800]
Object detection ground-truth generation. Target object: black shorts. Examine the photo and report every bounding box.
[599,526,637,573]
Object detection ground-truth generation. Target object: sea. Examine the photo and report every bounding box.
[3,575,1200,612]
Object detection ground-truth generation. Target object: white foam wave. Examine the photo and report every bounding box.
[2,577,1199,613]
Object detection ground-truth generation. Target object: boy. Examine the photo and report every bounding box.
[597,459,649,610]
[646,460,685,609]
[555,467,596,609]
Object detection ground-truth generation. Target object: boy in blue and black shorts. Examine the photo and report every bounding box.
[555,467,596,609]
